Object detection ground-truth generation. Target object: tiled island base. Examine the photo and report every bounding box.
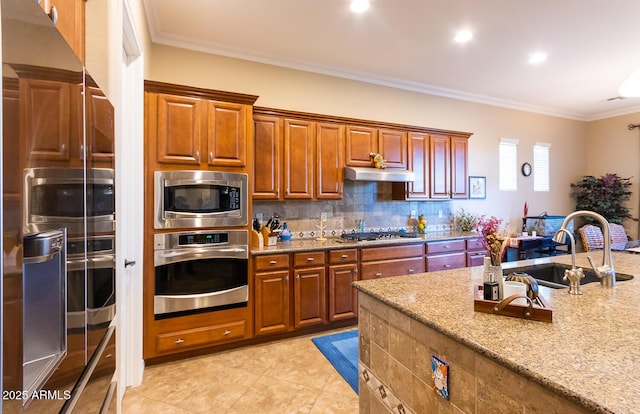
[357,293,590,414]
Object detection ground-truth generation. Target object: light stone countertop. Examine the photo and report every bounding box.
[250,231,477,255]
[353,251,640,414]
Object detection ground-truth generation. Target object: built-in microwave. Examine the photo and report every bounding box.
[23,167,115,236]
[154,170,248,229]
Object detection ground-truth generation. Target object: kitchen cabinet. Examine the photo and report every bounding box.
[391,132,429,200]
[378,128,407,169]
[316,122,344,199]
[346,125,377,166]
[466,237,487,267]
[425,239,467,271]
[328,249,358,321]
[430,134,469,199]
[360,244,425,280]
[85,84,115,167]
[145,82,257,171]
[283,118,315,199]
[2,79,20,205]
[292,251,326,328]
[40,0,85,62]
[253,114,282,199]
[254,254,291,336]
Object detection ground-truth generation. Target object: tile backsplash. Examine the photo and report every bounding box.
[253,181,453,238]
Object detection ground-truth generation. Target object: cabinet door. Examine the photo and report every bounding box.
[253,114,282,200]
[207,101,247,167]
[3,82,20,198]
[378,128,407,169]
[155,93,205,165]
[451,136,469,198]
[345,125,377,166]
[293,267,327,328]
[85,86,114,167]
[47,0,85,62]
[430,134,451,199]
[316,122,344,199]
[408,132,429,199]
[328,264,358,321]
[21,79,71,163]
[255,270,290,336]
[283,119,315,199]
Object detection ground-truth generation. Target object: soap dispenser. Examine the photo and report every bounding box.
[280,223,292,241]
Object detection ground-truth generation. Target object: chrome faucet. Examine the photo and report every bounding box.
[552,210,616,287]
[554,228,584,294]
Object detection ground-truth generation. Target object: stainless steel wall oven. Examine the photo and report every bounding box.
[154,230,248,318]
[154,170,248,229]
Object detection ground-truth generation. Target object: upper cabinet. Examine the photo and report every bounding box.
[253,114,282,199]
[283,118,315,199]
[85,82,115,167]
[316,122,344,200]
[378,129,407,169]
[40,0,85,62]
[145,81,257,171]
[345,126,407,169]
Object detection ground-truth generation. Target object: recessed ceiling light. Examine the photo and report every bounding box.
[454,30,473,43]
[529,52,547,64]
[619,69,640,97]
[350,0,369,13]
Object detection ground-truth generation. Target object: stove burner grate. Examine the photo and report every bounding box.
[341,231,419,241]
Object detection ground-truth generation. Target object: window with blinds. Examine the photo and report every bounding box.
[533,143,550,192]
[499,139,518,191]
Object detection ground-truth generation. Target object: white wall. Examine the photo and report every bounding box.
[146,44,590,233]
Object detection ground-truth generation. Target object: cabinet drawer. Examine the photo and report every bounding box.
[465,237,485,251]
[426,252,466,272]
[360,257,425,280]
[255,254,289,271]
[329,249,358,264]
[466,250,487,267]
[156,320,246,353]
[425,240,465,254]
[293,251,325,267]
[361,244,424,262]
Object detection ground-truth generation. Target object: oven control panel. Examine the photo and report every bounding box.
[178,233,229,246]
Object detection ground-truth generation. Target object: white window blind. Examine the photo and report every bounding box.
[533,143,551,192]
[499,139,518,191]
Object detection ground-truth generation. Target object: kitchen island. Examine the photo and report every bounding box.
[353,252,640,414]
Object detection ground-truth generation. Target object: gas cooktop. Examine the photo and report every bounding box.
[340,231,420,242]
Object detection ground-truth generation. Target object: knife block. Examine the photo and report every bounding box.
[251,229,264,248]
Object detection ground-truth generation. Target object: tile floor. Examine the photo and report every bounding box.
[121,329,359,413]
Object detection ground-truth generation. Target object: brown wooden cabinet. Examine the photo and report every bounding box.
[253,114,282,199]
[293,251,326,328]
[254,254,291,336]
[392,132,429,200]
[41,0,85,62]
[430,134,451,199]
[360,244,425,280]
[85,85,115,167]
[425,240,467,272]
[450,136,469,198]
[378,128,407,169]
[316,122,344,199]
[328,249,358,321]
[283,119,315,199]
[207,101,248,167]
[465,237,487,267]
[3,79,20,206]
[346,125,377,166]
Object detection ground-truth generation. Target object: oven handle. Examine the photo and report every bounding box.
[67,254,115,271]
[155,285,247,301]
[154,247,248,266]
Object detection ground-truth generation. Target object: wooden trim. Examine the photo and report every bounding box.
[9,64,82,84]
[254,106,473,139]
[144,80,259,105]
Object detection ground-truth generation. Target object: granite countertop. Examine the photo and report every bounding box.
[353,252,640,414]
[250,231,477,255]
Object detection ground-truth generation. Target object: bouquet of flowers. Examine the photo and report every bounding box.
[476,215,507,266]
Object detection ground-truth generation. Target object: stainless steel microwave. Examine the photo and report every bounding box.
[154,170,248,229]
[23,167,115,235]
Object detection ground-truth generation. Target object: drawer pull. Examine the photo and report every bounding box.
[444,245,450,249]
[341,254,349,259]
[209,151,213,162]
[408,269,415,273]
[444,264,451,268]
[269,260,278,265]
[223,330,231,336]
[306,257,315,261]
[375,272,382,278]
[175,338,185,344]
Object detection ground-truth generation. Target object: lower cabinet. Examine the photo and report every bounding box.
[360,244,425,280]
[466,237,487,266]
[254,255,291,336]
[328,249,358,321]
[426,240,467,272]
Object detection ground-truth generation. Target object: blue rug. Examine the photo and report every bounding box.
[311,329,359,394]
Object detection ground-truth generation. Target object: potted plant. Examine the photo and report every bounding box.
[571,174,636,225]
[453,208,479,232]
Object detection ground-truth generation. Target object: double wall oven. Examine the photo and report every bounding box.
[153,170,249,319]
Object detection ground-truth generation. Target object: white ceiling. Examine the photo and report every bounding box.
[142,0,640,121]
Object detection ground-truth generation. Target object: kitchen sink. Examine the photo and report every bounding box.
[504,263,634,289]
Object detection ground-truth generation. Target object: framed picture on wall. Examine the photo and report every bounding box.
[469,176,486,199]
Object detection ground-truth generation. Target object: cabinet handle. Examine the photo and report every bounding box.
[375,272,382,278]
[269,260,277,265]
[444,245,450,249]
[48,4,58,25]
[408,269,415,273]
[341,254,349,259]
[195,150,200,162]
[306,257,315,262]
[285,276,289,283]
[209,151,213,162]
[60,143,66,154]
[296,275,300,280]
[79,144,85,160]
[444,264,451,268]
[175,338,185,344]
[222,330,231,336]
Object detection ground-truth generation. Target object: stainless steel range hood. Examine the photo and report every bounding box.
[344,167,415,182]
